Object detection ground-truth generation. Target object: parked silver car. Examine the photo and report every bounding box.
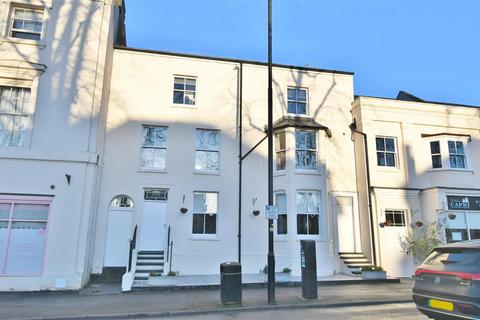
[413,240,480,319]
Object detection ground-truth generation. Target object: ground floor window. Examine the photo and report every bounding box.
[296,191,320,235]
[384,210,406,227]
[193,192,218,235]
[445,208,480,243]
[275,193,287,235]
[0,199,49,275]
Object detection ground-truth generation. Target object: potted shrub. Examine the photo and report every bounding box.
[361,266,387,280]
[282,267,291,274]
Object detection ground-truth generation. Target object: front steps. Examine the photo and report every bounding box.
[339,252,372,276]
[133,250,165,287]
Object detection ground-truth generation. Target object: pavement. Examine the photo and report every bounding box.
[0,279,415,320]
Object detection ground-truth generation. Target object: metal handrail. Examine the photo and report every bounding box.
[166,226,171,263]
[127,224,137,272]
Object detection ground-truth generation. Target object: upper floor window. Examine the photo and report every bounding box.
[287,87,307,115]
[448,141,466,169]
[376,136,396,167]
[10,6,44,41]
[430,141,442,169]
[295,129,317,170]
[296,191,320,235]
[275,131,286,170]
[141,126,167,170]
[173,76,196,105]
[0,86,31,147]
[193,192,218,235]
[275,193,287,235]
[195,129,220,171]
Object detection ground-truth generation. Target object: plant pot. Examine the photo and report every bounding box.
[361,271,387,280]
[180,207,188,214]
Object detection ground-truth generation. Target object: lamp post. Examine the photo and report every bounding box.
[267,0,276,305]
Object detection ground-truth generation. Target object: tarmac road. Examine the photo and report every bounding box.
[138,302,427,320]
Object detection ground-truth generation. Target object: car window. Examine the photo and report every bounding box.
[424,248,480,266]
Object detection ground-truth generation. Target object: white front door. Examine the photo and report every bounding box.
[378,210,413,277]
[104,208,133,266]
[139,201,168,251]
[335,196,356,252]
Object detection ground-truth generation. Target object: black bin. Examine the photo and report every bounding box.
[300,240,318,299]
[220,262,242,305]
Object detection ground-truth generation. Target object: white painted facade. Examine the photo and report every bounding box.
[91,48,359,280]
[352,97,480,277]
[0,0,120,290]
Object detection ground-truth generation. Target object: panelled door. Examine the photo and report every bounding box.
[138,189,168,251]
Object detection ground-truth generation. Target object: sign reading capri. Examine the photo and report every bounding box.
[265,205,279,220]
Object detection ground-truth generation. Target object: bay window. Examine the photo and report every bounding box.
[295,129,317,170]
[296,191,320,235]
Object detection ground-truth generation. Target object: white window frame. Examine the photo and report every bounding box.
[448,140,467,169]
[426,136,471,172]
[0,85,33,148]
[296,191,321,237]
[287,87,308,115]
[275,131,286,171]
[295,129,318,171]
[375,136,398,168]
[194,129,220,173]
[0,1,51,47]
[274,191,287,237]
[0,195,51,276]
[192,191,218,238]
[139,125,168,172]
[429,140,442,169]
[172,75,197,106]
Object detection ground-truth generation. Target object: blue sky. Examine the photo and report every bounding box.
[125,0,480,106]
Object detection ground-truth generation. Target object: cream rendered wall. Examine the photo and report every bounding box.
[0,0,117,290]
[93,49,356,277]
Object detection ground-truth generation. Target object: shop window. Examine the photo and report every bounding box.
[0,200,49,275]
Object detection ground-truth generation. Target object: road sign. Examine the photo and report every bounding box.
[265,205,279,220]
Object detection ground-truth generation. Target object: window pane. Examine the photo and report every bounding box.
[308,193,320,213]
[141,148,166,169]
[432,155,442,168]
[184,92,195,105]
[143,127,167,148]
[0,221,7,272]
[385,153,395,167]
[33,21,42,32]
[448,141,456,154]
[308,215,319,235]
[385,138,395,152]
[193,193,205,213]
[185,78,196,91]
[204,193,218,214]
[296,103,306,115]
[295,130,306,149]
[305,151,317,169]
[192,214,204,234]
[0,203,11,219]
[296,193,307,212]
[376,152,385,166]
[0,115,13,146]
[376,137,385,151]
[287,102,296,113]
[306,132,316,149]
[12,204,49,220]
[456,142,464,155]
[11,31,40,40]
[277,214,287,235]
[287,88,296,100]
[296,150,306,169]
[430,141,440,154]
[10,115,29,147]
[195,151,219,170]
[23,20,35,31]
[297,89,307,101]
[276,151,286,170]
[275,132,285,151]
[449,155,457,168]
[456,155,465,168]
[111,196,134,208]
[297,215,307,234]
[196,130,219,151]
[173,91,184,104]
[275,193,287,212]
[205,214,216,234]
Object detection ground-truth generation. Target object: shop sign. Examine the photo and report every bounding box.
[447,196,480,211]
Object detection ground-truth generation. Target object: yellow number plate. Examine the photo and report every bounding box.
[429,299,454,311]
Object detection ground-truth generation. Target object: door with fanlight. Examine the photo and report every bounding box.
[138,189,168,252]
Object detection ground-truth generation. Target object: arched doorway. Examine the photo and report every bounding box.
[104,195,134,267]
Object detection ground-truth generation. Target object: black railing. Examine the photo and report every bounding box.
[166,226,171,263]
[169,240,173,273]
[127,224,137,272]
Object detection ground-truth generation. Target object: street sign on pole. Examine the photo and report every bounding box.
[265,205,279,220]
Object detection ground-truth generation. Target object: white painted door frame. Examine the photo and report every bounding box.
[332,191,361,253]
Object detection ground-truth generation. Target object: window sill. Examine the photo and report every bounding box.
[137,169,168,174]
[171,104,198,109]
[295,235,323,242]
[193,170,220,176]
[1,37,46,49]
[427,168,473,173]
[189,235,219,241]
[294,170,321,176]
[376,166,401,172]
[274,236,288,242]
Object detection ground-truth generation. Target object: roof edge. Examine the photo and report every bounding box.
[113,46,354,76]
[354,94,480,109]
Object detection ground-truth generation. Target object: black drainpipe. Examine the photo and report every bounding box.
[349,120,377,266]
[237,62,243,263]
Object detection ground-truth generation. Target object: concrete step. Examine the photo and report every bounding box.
[135,267,164,273]
[347,263,372,268]
[343,258,369,263]
[339,253,366,259]
[137,255,164,260]
[137,261,165,266]
[138,251,164,255]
